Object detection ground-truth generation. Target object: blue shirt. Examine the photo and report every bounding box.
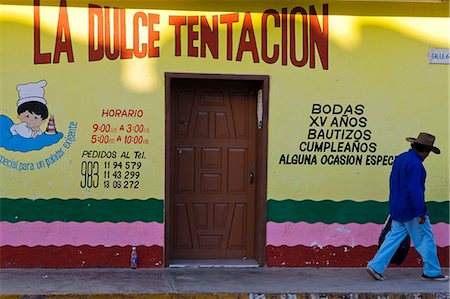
[389,149,427,222]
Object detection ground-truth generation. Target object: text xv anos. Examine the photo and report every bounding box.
[33,1,329,69]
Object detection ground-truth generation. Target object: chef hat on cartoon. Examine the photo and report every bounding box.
[16,80,48,107]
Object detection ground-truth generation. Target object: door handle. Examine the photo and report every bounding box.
[249,166,255,184]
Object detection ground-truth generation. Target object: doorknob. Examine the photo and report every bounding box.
[249,166,255,184]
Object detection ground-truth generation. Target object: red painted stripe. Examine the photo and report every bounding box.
[3,244,447,268]
[266,245,449,267]
[0,245,163,268]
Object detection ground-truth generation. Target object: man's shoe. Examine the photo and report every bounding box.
[366,265,385,281]
[421,274,449,281]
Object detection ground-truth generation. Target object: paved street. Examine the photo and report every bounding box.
[0,267,449,297]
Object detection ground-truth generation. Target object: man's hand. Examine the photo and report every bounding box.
[419,215,427,224]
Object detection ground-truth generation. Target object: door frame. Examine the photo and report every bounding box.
[164,73,269,266]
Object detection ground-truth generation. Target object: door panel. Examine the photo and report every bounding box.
[170,79,257,259]
[228,148,247,193]
[175,147,195,192]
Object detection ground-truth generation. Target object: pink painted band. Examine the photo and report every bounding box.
[267,222,449,248]
[0,221,163,247]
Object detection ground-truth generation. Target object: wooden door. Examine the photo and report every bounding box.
[169,78,258,259]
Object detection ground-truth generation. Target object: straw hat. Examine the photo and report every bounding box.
[406,132,440,154]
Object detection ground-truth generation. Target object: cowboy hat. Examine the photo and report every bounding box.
[406,132,440,154]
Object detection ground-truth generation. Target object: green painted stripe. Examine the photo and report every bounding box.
[2,198,447,224]
[267,199,449,224]
[0,198,163,223]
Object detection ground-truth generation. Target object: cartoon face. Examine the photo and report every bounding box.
[18,110,44,131]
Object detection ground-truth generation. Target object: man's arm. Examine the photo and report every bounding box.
[407,163,427,223]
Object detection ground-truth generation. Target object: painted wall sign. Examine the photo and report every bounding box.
[278,104,395,166]
[1,0,448,268]
[33,1,329,69]
[428,48,450,64]
[0,80,149,193]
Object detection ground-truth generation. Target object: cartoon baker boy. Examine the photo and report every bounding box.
[10,80,49,138]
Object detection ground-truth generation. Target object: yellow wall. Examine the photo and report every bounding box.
[1,0,448,202]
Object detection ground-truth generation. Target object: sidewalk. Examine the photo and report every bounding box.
[0,267,449,298]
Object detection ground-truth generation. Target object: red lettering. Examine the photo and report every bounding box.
[133,12,147,58]
[187,16,199,57]
[290,7,308,67]
[105,7,119,60]
[236,12,259,63]
[148,14,160,57]
[309,4,328,69]
[200,16,218,59]
[33,0,51,64]
[281,8,288,66]
[90,7,160,61]
[86,7,328,69]
[102,109,144,117]
[53,0,74,63]
[88,4,104,61]
[220,13,239,61]
[169,16,187,56]
[262,9,280,64]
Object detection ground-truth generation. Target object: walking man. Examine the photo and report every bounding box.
[366,132,448,281]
